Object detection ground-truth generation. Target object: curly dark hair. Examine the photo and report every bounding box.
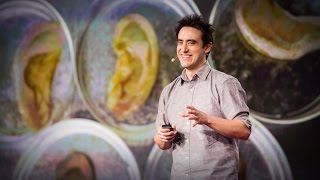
[175,14,215,47]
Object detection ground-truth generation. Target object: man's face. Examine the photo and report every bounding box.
[177,26,211,72]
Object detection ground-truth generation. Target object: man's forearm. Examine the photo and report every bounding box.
[206,116,250,140]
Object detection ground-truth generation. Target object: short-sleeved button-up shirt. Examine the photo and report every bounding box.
[156,63,251,180]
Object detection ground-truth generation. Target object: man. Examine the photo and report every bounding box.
[154,14,251,180]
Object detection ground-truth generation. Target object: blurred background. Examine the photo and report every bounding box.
[0,0,319,179]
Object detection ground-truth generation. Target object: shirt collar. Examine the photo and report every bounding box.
[179,62,211,85]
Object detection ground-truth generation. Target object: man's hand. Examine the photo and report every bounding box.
[157,125,176,142]
[181,105,210,127]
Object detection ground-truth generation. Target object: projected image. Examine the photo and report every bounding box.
[1,0,318,180]
[210,0,320,123]
[0,0,74,135]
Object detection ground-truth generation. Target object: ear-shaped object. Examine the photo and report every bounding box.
[235,0,320,60]
[19,22,64,130]
[107,14,159,121]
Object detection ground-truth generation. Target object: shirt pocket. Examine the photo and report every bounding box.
[198,98,223,118]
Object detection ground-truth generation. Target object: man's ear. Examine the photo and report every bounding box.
[205,42,213,54]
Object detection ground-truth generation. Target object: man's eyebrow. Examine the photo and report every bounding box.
[177,39,197,42]
[187,39,197,43]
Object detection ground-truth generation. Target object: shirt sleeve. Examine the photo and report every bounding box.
[155,86,167,129]
[220,78,251,131]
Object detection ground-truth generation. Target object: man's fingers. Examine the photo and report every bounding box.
[186,105,196,110]
[158,127,176,142]
[192,121,198,127]
[181,113,189,117]
[188,109,200,116]
[181,110,197,117]
[160,134,175,142]
[188,114,198,120]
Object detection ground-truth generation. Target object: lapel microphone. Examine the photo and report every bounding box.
[171,57,177,62]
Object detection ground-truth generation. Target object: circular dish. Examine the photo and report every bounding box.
[13,119,140,180]
[0,0,75,135]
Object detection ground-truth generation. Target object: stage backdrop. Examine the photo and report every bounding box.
[0,0,319,180]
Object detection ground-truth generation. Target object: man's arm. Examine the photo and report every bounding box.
[154,86,177,150]
[206,116,250,140]
[204,77,251,140]
[182,106,250,140]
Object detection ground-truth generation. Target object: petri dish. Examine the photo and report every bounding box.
[209,0,320,124]
[0,0,75,135]
[144,116,293,180]
[75,0,201,145]
[0,1,75,178]
[13,118,140,180]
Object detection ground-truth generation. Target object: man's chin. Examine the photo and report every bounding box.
[179,63,189,69]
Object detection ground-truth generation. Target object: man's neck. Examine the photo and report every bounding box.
[185,61,206,80]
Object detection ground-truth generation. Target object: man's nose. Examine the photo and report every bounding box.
[182,43,188,52]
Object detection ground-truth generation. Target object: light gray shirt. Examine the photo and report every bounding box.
[155,63,251,180]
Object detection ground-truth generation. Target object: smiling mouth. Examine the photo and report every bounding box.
[180,55,191,60]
